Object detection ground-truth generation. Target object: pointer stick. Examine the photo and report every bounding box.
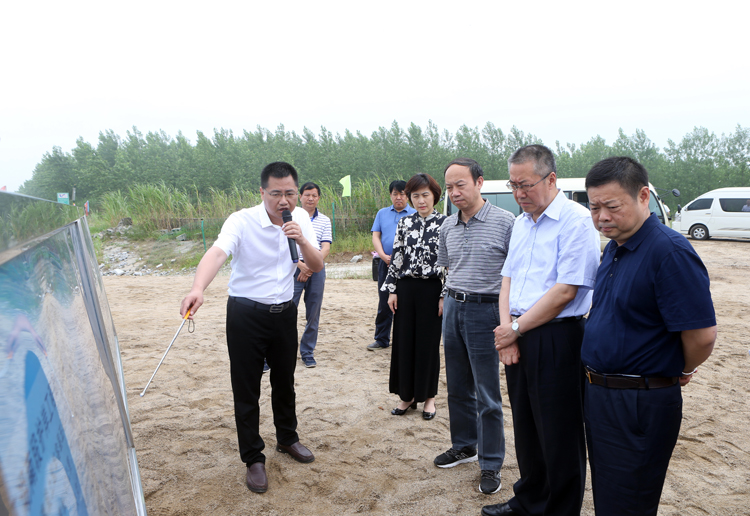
[140,311,191,397]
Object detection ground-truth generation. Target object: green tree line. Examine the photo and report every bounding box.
[20,122,750,212]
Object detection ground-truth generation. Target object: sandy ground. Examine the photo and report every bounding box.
[107,239,750,516]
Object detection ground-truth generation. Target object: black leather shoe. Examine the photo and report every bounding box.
[391,401,417,415]
[276,441,315,463]
[246,462,267,493]
[422,409,436,420]
[481,502,519,516]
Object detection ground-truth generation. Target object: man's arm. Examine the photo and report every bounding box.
[372,231,390,265]
[292,230,324,273]
[496,276,520,365]
[298,241,330,282]
[320,241,331,261]
[495,282,579,351]
[181,246,227,318]
[513,283,579,333]
[680,326,717,385]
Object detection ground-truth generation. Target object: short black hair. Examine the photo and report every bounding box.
[261,162,299,189]
[444,158,483,183]
[585,156,649,200]
[300,181,321,196]
[508,145,557,177]
[405,173,442,206]
[389,180,407,193]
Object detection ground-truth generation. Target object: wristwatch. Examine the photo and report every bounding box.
[511,319,524,338]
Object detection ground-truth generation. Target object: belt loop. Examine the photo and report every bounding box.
[644,377,650,390]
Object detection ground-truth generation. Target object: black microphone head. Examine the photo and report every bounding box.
[281,209,293,223]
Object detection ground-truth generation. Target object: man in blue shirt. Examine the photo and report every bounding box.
[368,180,415,350]
[483,145,600,516]
[582,157,716,515]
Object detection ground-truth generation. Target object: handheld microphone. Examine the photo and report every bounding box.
[281,209,299,263]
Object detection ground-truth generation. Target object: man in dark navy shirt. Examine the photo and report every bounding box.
[582,157,717,516]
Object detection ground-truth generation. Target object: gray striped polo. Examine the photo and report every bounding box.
[437,199,515,296]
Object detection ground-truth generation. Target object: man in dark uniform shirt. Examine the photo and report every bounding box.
[582,157,717,515]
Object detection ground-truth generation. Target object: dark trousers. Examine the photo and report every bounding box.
[225,296,299,466]
[584,381,682,515]
[374,259,393,346]
[389,277,442,402]
[505,319,586,516]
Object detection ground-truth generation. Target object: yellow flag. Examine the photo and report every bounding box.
[339,175,351,197]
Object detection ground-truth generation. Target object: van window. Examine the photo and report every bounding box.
[648,194,665,222]
[686,198,713,211]
[719,198,750,213]
[490,193,523,215]
[570,191,589,209]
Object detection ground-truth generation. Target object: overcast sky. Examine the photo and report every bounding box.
[1,0,747,193]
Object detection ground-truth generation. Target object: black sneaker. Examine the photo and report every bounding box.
[479,470,501,494]
[434,446,478,468]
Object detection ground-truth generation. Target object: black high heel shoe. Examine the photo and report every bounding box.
[422,409,436,420]
[391,401,417,416]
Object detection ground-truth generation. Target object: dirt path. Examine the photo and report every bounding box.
[106,238,750,515]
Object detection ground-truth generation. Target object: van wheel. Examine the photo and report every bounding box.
[690,224,709,240]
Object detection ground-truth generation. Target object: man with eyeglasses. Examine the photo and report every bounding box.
[180,162,323,494]
[482,145,600,516]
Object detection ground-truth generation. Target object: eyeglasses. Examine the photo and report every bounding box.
[506,172,551,193]
[266,191,298,199]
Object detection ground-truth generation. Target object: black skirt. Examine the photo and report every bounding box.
[389,276,442,402]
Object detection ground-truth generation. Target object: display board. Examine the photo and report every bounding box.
[0,192,146,515]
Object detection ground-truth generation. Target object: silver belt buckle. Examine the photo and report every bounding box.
[454,291,467,302]
[270,303,284,313]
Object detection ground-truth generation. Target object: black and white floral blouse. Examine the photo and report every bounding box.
[381,210,447,293]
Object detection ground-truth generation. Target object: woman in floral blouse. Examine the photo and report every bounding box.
[382,173,446,420]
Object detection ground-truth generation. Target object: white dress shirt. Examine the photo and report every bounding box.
[500,190,600,318]
[213,204,317,304]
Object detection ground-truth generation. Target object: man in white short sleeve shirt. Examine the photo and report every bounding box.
[180,162,323,494]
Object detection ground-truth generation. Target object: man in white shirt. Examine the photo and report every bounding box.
[292,182,332,368]
[482,145,600,516]
[180,162,323,494]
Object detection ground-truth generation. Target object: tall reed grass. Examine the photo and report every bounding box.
[93,178,410,249]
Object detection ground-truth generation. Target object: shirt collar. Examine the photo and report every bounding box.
[521,189,566,223]
[390,204,409,213]
[605,212,659,254]
[310,207,319,220]
[455,198,491,225]
[622,212,659,251]
[259,205,274,228]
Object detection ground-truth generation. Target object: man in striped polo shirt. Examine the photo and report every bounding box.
[434,158,515,496]
[292,182,333,368]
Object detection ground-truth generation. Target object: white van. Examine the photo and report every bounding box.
[672,187,750,240]
[444,178,672,250]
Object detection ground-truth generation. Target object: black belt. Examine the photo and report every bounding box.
[447,288,498,304]
[585,366,678,390]
[230,296,293,313]
[547,316,583,325]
